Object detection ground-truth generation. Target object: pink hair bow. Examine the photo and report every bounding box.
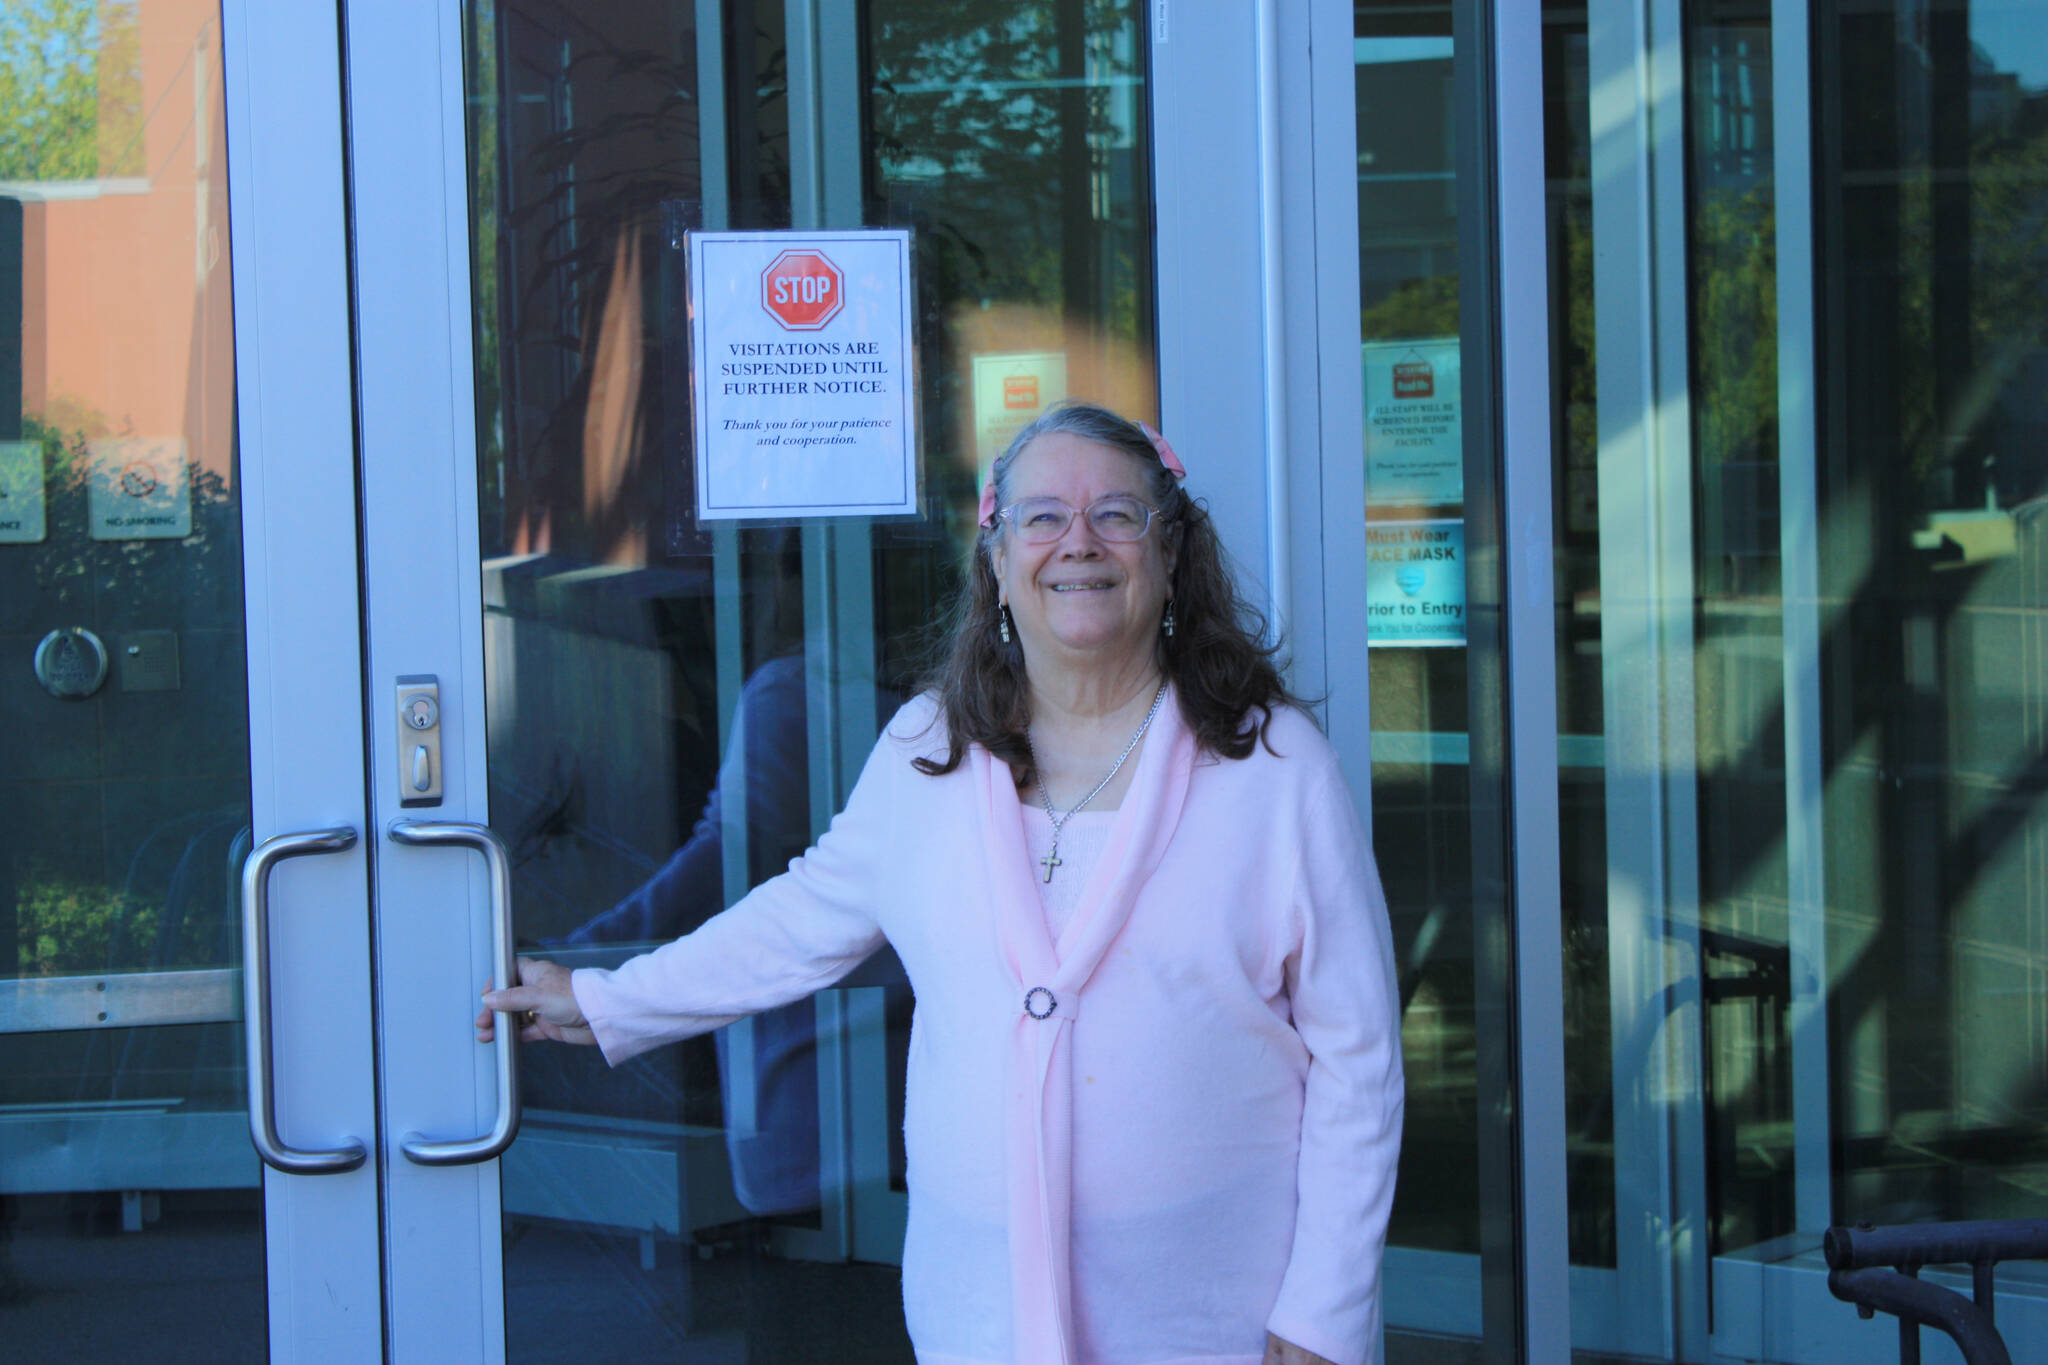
[1138,421,1187,479]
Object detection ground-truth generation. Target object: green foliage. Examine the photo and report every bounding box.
[1691,184,1779,466]
[1558,192,1597,476]
[869,1,1146,326]
[22,408,93,470]
[465,1,504,537]
[15,867,155,976]
[0,0,140,182]
[95,0,141,177]
[1360,274,1459,344]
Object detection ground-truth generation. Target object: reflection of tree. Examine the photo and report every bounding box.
[499,51,698,380]
[17,412,241,617]
[869,2,1145,332]
[1358,273,1458,343]
[0,0,140,181]
[466,1,503,534]
[511,57,698,321]
[16,866,151,975]
[464,4,719,560]
[1907,102,2048,487]
[1692,185,1778,467]
[7,410,243,981]
[94,0,140,177]
[1560,192,1597,492]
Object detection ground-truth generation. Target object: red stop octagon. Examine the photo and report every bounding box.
[760,249,846,331]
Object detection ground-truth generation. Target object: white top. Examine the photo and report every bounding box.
[1023,807,1115,941]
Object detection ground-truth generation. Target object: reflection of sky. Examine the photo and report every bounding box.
[1976,6,2048,90]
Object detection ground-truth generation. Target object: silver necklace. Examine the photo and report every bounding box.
[1025,682,1167,883]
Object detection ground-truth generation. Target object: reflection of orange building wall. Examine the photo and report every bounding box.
[20,0,234,482]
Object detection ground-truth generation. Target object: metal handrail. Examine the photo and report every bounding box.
[1828,1220,2048,1273]
[1825,1218,2048,1365]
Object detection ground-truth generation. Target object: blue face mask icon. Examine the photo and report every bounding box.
[1395,563,1428,597]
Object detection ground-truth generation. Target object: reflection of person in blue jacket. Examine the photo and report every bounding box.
[551,650,906,1218]
[561,655,810,948]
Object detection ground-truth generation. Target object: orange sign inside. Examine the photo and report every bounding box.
[1393,360,1435,399]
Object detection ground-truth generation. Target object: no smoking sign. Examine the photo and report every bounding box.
[120,461,160,498]
[88,437,192,540]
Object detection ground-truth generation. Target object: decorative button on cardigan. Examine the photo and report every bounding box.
[571,690,1405,1365]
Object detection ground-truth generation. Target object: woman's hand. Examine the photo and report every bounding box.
[475,958,595,1046]
[1263,1333,1338,1365]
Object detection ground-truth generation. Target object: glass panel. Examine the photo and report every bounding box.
[463,0,1154,1355]
[1550,0,2048,1354]
[1807,0,2048,1238]
[0,0,262,1349]
[1355,0,1518,1356]
[1358,0,1474,1256]
[1536,0,1618,1277]
[1687,0,1793,1263]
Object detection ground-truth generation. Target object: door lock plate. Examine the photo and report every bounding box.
[396,675,443,807]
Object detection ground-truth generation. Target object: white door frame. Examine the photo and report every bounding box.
[223,1,385,1358]
[338,1,507,1359]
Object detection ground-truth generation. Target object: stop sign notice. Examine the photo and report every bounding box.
[760,249,845,330]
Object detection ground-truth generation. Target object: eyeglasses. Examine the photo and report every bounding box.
[996,495,1163,544]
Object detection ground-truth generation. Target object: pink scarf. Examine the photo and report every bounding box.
[972,689,1197,1363]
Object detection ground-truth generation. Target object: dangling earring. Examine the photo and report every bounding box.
[1162,600,1176,637]
[999,604,1012,644]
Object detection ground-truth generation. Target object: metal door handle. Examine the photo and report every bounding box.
[387,820,521,1165]
[241,827,368,1174]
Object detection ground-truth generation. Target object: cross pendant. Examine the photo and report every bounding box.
[1039,850,1061,883]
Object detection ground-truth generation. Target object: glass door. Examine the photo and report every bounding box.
[347,1,1559,1362]
[0,3,380,1360]
[1351,0,1507,1347]
[347,0,1161,1358]
[1544,0,2048,1357]
[1343,0,1571,1358]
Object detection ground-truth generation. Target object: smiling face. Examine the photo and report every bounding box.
[989,430,1177,688]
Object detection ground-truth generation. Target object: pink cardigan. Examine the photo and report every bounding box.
[572,691,1404,1365]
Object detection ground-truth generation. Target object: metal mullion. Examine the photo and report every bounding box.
[1769,0,1835,1254]
[695,0,730,234]
[341,1,504,1354]
[1645,0,1711,1354]
[785,0,879,1268]
[1309,0,1371,802]
[1255,0,1290,654]
[1587,0,1708,1352]
[1487,0,1570,1356]
[786,0,875,832]
[220,1,385,1355]
[700,0,763,1147]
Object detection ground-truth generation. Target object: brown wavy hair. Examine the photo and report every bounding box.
[913,401,1298,785]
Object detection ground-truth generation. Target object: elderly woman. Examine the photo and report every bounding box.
[481,401,1404,1365]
